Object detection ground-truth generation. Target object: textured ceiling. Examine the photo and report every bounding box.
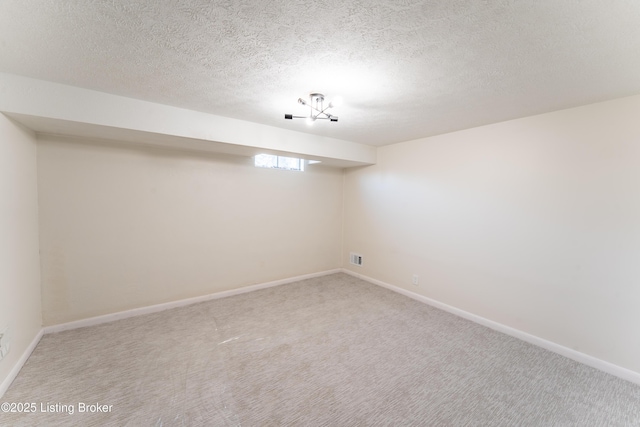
[1,0,639,146]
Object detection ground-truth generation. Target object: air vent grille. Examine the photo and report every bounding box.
[350,252,363,266]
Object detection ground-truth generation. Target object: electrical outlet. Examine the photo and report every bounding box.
[412,274,419,286]
[0,326,7,361]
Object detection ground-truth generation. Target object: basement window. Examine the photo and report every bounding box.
[254,154,305,171]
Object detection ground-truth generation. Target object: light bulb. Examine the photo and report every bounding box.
[306,116,316,126]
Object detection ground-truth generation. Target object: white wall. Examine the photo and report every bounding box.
[0,114,42,389]
[38,136,344,325]
[343,94,640,374]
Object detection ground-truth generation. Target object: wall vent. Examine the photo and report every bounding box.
[350,252,363,266]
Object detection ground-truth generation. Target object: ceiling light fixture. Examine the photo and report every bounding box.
[285,93,339,125]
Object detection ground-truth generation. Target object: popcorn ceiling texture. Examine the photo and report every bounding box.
[1,0,640,145]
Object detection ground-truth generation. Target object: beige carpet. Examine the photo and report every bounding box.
[2,273,640,426]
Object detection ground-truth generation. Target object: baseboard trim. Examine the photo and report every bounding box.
[45,269,341,334]
[0,328,44,399]
[342,268,640,386]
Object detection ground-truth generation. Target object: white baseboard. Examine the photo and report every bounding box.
[342,268,640,386]
[44,269,341,334]
[0,328,43,399]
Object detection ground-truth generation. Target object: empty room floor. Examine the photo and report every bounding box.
[2,273,640,426]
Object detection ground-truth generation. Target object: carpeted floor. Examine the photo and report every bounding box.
[2,273,640,426]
